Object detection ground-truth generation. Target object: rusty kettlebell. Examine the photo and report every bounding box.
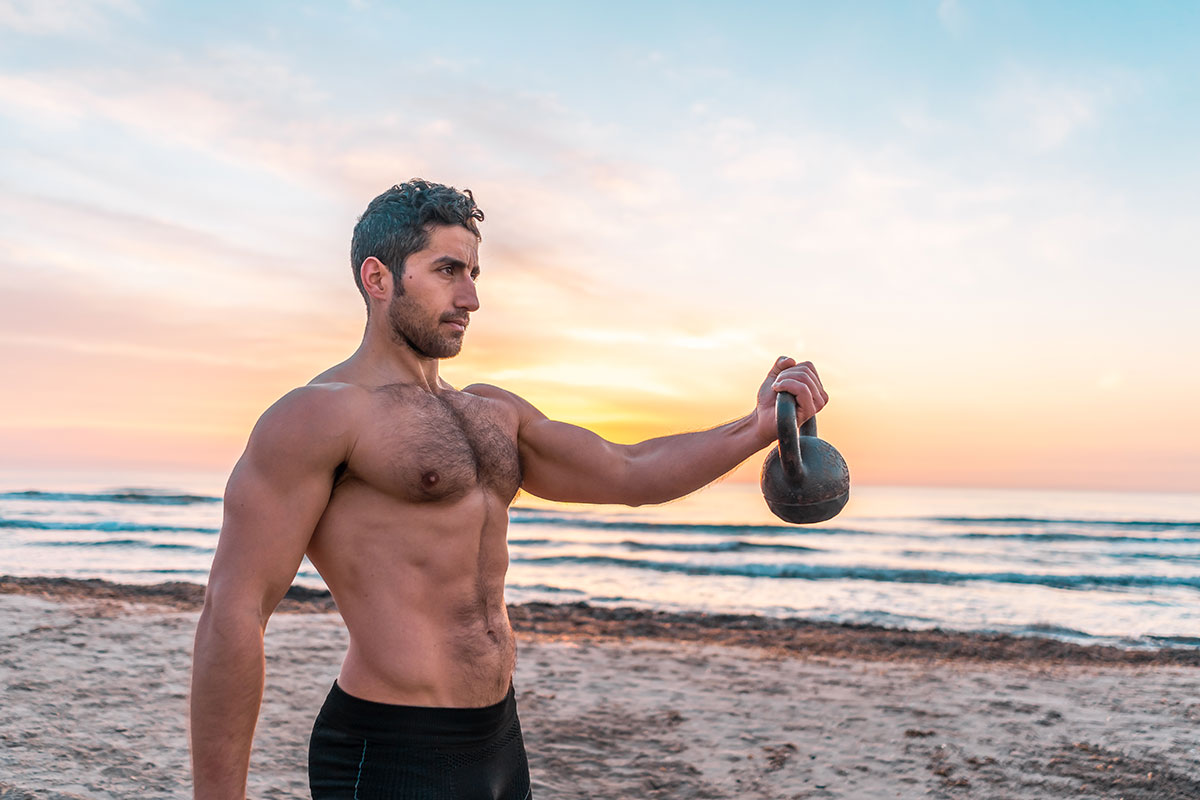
[760,391,850,524]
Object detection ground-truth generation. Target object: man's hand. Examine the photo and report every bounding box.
[753,357,829,446]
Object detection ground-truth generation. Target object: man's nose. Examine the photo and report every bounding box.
[456,276,480,312]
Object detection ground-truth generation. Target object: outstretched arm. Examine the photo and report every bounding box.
[492,357,827,506]
[190,386,354,800]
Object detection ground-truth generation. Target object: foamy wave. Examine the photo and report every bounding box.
[1,490,219,505]
[513,554,1200,591]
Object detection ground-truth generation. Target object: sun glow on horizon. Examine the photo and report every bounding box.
[0,1,1197,493]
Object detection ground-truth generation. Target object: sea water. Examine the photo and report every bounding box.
[1,467,1197,650]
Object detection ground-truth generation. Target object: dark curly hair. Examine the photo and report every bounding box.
[350,179,485,310]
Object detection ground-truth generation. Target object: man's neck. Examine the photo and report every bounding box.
[348,322,444,392]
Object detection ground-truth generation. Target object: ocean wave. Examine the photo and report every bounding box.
[931,516,1200,530]
[617,539,821,554]
[1146,634,1200,647]
[508,537,821,554]
[0,490,220,505]
[1113,551,1200,563]
[0,519,217,534]
[39,539,213,553]
[509,509,859,537]
[1010,622,1095,639]
[3,515,1195,545]
[129,567,210,576]
[958,532,1200,544]
[506,583,587,596]
[512,554,1200,591]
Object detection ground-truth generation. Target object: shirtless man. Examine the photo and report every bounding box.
[189,179,828,799]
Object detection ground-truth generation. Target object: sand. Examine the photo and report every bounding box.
[1,578,1199,799]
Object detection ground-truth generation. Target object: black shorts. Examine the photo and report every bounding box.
[309,681,532,800]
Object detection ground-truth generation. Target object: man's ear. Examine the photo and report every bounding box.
[360,257,393,303]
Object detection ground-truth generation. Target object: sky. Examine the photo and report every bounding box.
[0,0,1197,492]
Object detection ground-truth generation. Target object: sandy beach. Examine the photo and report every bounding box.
[2,578,1199,799]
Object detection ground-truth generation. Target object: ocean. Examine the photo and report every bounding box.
[2,467,1197,651]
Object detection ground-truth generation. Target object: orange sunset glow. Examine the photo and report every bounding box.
[1,3,1197,494]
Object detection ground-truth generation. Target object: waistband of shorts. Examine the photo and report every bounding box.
[316,680,516,745]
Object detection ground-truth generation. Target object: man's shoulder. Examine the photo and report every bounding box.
[461,382,532,412]
[283,380,369,410]
[461,382,513,402]
[461,383,545,424]
[257,382,370,434]
[235,383,364,470]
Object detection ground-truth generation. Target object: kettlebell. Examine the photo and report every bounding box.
[760,391,850,524]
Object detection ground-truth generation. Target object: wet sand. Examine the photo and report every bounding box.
[2,577,1199,799]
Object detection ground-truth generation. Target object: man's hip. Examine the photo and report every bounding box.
[309,680,531,800]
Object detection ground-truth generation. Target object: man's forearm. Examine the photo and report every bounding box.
[620,412,770,505]
[190,606,268,799]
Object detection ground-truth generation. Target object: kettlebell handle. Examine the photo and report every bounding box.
[776,391,817,485]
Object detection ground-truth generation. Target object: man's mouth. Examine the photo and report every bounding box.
[442,317,469,332]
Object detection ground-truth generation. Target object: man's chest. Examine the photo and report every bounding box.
[346,388,521,503]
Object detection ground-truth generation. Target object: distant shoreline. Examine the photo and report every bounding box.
[4,574,1197,668]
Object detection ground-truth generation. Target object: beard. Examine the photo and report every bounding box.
[386,290,466,359]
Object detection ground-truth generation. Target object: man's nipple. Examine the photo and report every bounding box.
[421,471,440,490]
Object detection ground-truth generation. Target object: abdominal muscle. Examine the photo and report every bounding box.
[305,484,517,708]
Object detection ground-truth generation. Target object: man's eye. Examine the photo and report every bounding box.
[470,271,480,282]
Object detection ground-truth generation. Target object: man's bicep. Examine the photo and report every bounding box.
[517,415,631,503]
[210,465,326,603]
[205,391,350,616]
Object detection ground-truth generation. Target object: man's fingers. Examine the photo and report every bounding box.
[773,381,819,418]
[772,377,827,416]
[771,360,820,384]
[768,356,797,378]
[764,358,829,422]
[772,365,827,401]
[779,361,821,385]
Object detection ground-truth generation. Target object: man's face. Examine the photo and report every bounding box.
[386,224,481,359]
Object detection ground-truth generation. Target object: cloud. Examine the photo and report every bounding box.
[0,52,670,263]
[0,276,356,372]
[0,63,333,180]
[936,0,965,35]
[0,5,1194,490]
[984,69,1122,151]
[0,0,136,35]
[0,188,342,309]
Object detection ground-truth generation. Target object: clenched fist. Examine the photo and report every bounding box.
[752,356,828,447]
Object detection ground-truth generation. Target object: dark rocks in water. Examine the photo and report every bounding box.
[0,575,337,613]
[4,575,1198,667]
